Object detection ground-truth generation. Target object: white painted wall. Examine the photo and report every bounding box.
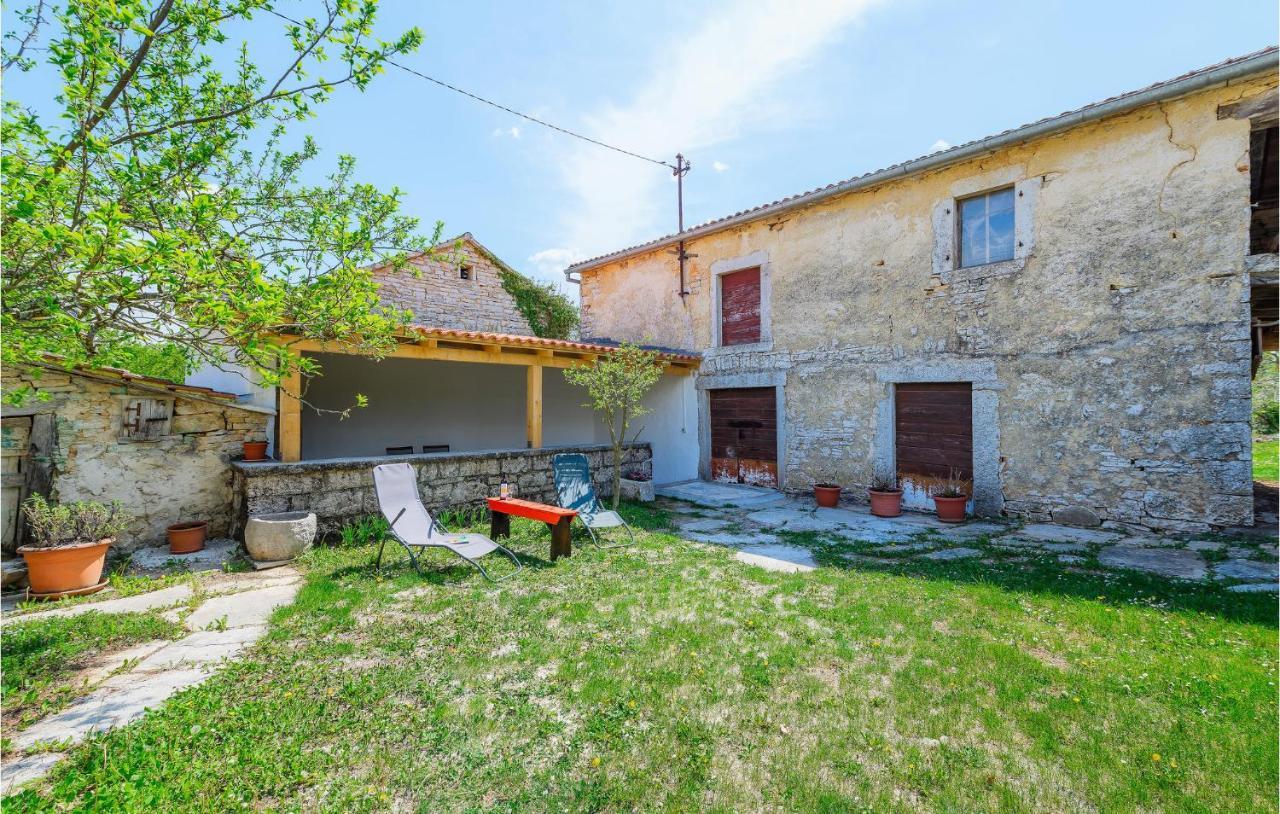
[298,351,700,484]
[186,359,276,451]
[634,374,698,485]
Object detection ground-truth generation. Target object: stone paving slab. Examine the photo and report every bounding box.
[655,480,787,509]
[1097,545,1207,581]
[13,667,209,751]
[1213,559,1280,582]
[744,507,843,533]
[686,531,781,548]
[735,548,816,573]
[674,518,733,534]
[1016,524,1122,546]
[129,537,240,573]
[1227,582,1279,593]
[134,626,268,672]
[924,547,981,561]
[6,584,194,623]
[184,581,300,631]
[0,753,66,796]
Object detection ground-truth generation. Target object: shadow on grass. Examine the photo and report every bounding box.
[621,502,1278,628]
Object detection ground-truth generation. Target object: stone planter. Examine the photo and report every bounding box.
[245,511,316,563]
[619,478,655,503]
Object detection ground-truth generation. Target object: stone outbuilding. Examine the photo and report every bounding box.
[1,359,273,554]
[566,49,1280,533]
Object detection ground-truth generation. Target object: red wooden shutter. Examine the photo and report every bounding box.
[720,267,761,346]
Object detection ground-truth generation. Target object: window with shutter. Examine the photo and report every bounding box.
[719,266,762,346]
[119,397,174,441]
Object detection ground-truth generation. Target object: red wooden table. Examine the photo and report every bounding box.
[486,497,578,560]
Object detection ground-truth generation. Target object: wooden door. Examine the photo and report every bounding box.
[709,387,777,487]
[894,383,973,480]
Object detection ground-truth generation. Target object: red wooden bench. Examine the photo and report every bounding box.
[486,497,578,561]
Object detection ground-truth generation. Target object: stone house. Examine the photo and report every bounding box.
[369,233,536,335]
[566,49,1279,533]
[2,360,273,553]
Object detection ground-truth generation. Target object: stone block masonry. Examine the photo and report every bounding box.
[231,444,652,539]
[373,235,533,334]
[1,367,273,552]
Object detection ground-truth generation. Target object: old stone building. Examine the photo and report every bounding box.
[567,49,1279,533]
[2,361,272,552]
[371,233,535,334]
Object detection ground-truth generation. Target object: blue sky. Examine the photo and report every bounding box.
[7,0,1277,292]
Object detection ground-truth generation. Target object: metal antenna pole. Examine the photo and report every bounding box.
[671,153,693,297]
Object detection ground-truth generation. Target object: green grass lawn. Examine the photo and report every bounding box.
[3,610,184,730]
[1254,437,1278,483]
[5,506,1276,812]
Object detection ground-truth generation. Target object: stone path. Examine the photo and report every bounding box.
[661,482,1280,590]
[1,562,302,796]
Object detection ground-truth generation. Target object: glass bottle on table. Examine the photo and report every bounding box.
[500,481,509,500]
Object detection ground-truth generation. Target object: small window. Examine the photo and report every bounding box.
[959,187,1015,267]
[459,265,472,280]
[119,397,173,441]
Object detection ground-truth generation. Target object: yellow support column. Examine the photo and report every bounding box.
[526,364,543,449]
[279,367,302,462]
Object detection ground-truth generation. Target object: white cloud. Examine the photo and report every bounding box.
[712,160,730,172]
[541,0,886,262]
[491,126,522,139]
[930,139,951,152]
[528,247,583,280]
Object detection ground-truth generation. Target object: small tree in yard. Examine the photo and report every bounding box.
[564,342,665,510]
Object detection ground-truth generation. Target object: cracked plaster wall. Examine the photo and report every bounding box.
[579,77,1275,532]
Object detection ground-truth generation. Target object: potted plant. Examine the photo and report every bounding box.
[18,495,123,598]
[619,466,655,503]
[813,481,842,508]
[242,433,269,462]
[167,520,209,554]
[868,474,903,518]
[928,470,971,523]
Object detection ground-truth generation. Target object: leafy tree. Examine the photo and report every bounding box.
[1,0,437,406]
[563,342,665,510]
[497,268,579,339]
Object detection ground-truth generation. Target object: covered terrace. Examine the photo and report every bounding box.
[272,327,701,486]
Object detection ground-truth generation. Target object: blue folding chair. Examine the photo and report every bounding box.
[551,453,636,548]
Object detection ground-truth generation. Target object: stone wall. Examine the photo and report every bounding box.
[1,367,272,552]
[373,235,533,334]
[231,443,652,539]
[578,75,1278,533]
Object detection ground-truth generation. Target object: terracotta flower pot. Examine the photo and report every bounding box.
[814,484,842,508]
[868,488,903,518]
[167,521,208,554]
[932,495,968,523]
[242,441,269,461]
[18,538,112,595]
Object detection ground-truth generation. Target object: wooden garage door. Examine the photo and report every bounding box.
[709,387,777,487]
[895,383,973,480]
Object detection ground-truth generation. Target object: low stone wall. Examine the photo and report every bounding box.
[230,443,652,539]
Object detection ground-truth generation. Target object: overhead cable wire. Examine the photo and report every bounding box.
[262,8,673,170]
[386,59,675,170]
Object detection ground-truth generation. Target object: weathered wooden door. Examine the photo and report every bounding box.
[709,387,777,487]
[1,417,32,552]
[894,383,973,480]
